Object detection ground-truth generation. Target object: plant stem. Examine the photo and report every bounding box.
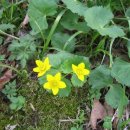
[63,31,83,50]
[101,54,106,65]
[109,38,115,68]
[86,33,99,55]
[120,0,125,14]
[0,30,19,40]
[114,17,129,21]
[43,9,66,53]
[0,63,19,73]
[122,36,130,41]
[10,0,14,20]
[6,0,27,8]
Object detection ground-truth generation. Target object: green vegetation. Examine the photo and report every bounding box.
[0,0,130,129]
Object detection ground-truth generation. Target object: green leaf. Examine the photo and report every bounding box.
[28,0,57,33]
[125,7,130,30]
[105,84,126,108]
[51,32,76,52]
[84,6,125,38]
[71,74,85,87]
[103,116,112,129]
[20,58,27,68]
[111,58,130,86]
[127,40,130,58]
[71,127,83,130]
[10,96,25,110]
[8,35,36,68]
[10,103,17,110]
[0,8,3,19]
[61,11,90,32]
[84,6,113,30]
[30,0,57,16]
[71,127,77,130]
[38,76,47,85]
[89,88,101,100]
[89,65,113,89]
[47,51,72,68]
[118,91,128,118]
[1,0,9,8]
[0,55,5,61]
[0,23,15,31]
[62,0,88,16]
[61,55,90,74]
[98,25,125,38]
[18,96,26,105]
[10,97,18,103]
[0,36,3,45]
[2,80,17,99]
[29,14,48,33]
[58,78,72,97]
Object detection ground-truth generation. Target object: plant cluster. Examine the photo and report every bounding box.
[28,0,130,119]
[33,55,90,96]
[2,80,25,111]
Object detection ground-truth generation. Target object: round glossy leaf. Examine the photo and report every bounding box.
[71,74,85,87]
[111,58,130,86]
[58,78,72,97]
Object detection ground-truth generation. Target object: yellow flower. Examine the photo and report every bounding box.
[72,62,90,81]
[33,57,51,77]
[44,72,66,95]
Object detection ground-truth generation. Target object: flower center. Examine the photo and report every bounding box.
[51,80,58,87]
[76,68,83,75]
[40,65,46,71]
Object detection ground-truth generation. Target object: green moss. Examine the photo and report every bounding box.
[0,98,16,130]
[0,81,89,130]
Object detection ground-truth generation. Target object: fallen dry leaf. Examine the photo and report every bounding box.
[0,70,12,90]
[5,124,18,130]
[90,99,107,130]
[21,14,29,27]
[21,3,28,9]
[104,102,114,116]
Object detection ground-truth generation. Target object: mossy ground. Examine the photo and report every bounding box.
[0,79,89,130]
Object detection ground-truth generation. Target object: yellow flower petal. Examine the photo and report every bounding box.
[44,82,51,89]
[52,87,59,95]
[38,71,45,77]
[33,67,40,72]
[43,57,51,72]
[44,57,49,65]
[43,73,66,95]
[35,60,43,67]
[72,64,77,73]
[59,81,66,88]
[47,74,54,81]
[46,65,51,71]
[78,62,85,69]
[72,62,90,81]
[83,69,90,75]
[78,75,84,81]
[33,57,51,77]
[55,72,61,81]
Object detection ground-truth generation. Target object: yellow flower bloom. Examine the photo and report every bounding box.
[44,72,66,95]
[33,57,51,77]
[72,62,90,81]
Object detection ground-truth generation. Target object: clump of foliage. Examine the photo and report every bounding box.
[2,80,25,110]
